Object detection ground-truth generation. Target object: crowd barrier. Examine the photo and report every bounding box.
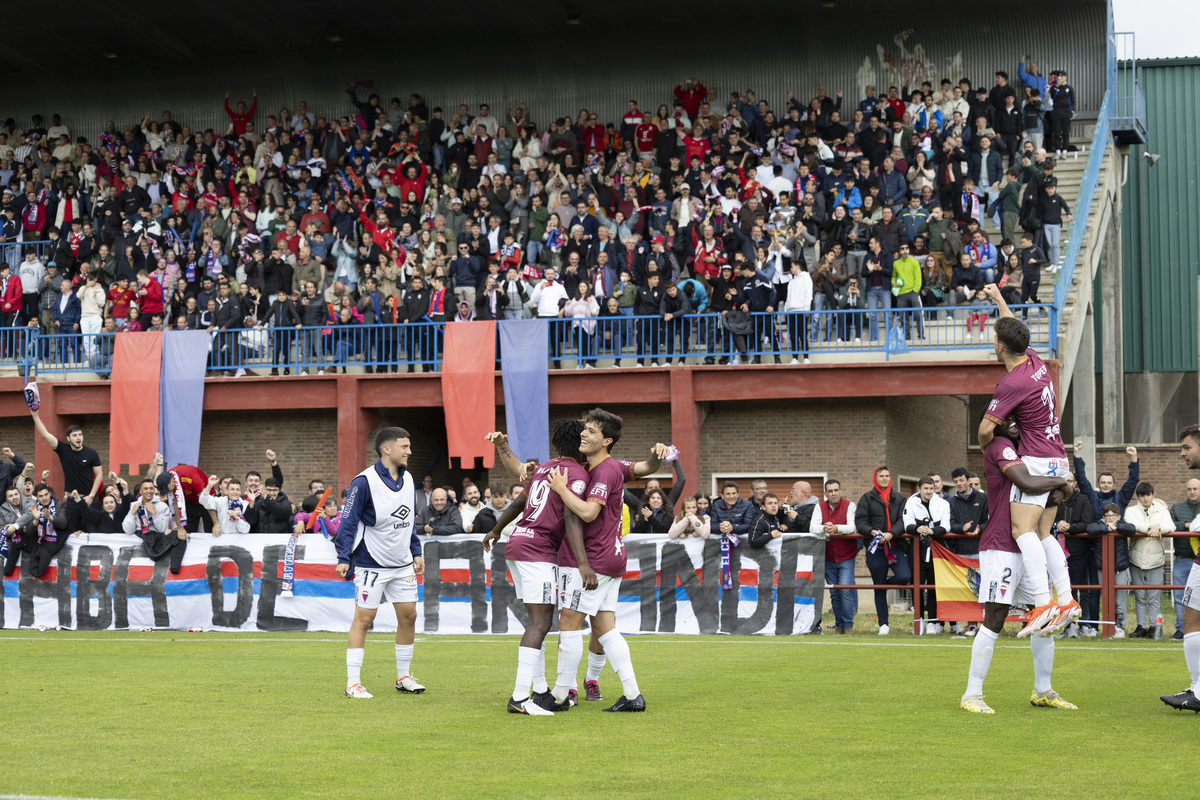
[1,533,826,635]
[26,304,1056,376]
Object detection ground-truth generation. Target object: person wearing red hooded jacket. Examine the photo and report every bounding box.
[855,465,909,635]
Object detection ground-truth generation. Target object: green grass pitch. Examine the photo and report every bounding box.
[0,622,1195,799]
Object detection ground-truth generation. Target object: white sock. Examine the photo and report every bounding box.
[1016,532,1051,603]
[1030,631,1054,694]
[553,630,583,702]
[586,651,607,682]
[395,643,413,679]
[513,645,539,701]
[1041,537,1072,604]
[531,642,549,694]
[1185,632,1200,693]
[964,626,998,698]
[347,647,364,686]
[598,629,640,698]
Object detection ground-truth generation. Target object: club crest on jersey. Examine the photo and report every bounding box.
[362,590,370,602]
[570,480,586,494]
[1002,447,1018,461]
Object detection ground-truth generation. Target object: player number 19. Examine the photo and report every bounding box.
[525,480,551,523]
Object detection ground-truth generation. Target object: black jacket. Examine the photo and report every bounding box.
[948,489,988,556]
[401,286,431,323]
[266,298,301,328]
[256,493,294,534]
[1054,490,1096,556]
[748,509,790,548]
[1086,519,1133,572]
[297,294,326,326]
[855,487,907,539]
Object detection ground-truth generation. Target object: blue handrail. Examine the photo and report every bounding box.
[24,305,1057,377]
[1052,90,1111,314]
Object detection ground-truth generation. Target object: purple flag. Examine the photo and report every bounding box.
[158,331,210,468]
[499,320,549,464]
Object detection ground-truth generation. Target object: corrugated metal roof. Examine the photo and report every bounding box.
[1117,60,1200,372]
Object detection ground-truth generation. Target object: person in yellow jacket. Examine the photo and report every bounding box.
[890,242,923,340]
[1125,481,1175,638]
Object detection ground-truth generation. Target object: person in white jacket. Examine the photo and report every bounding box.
[903,476,952,634]
[199,475,253,535]
[122,479,172,536]
[1125,482,1175,638]
[782,261,812,364]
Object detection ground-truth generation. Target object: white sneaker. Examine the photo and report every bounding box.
[650,361,660,367]
[878,624,890,636]
[1113,627,1126,639]
[789,357,799,365]
[731,355,741,365]
[634,363,643,368]
[854,337,861,344]
[802,357,810,364]
[396,675,426,694]
[317,368,325,375]
[1065,622,1079,639]
[1082,626,1098,638]
[930,623,944,634]
[949,622,963,634]
[345,682,373,699]
[299,369,309,376]
[234,368,246,378]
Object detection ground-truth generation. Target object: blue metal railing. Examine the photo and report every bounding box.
[0,240,51,270]
[26,306,1056,377]
[1052,90,1111,316]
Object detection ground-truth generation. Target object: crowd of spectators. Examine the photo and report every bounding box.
[0,58,1079,373]
[2,403,1192,638]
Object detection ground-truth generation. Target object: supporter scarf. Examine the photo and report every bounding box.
[428,288,446,318]
[22,203,42,228]
[136,502,154,535]
[226,497,244,522]
[963,190,980,223]
[872,474,897,564]
[545,229,564,250]
[0,527,7,559]
[36,498,57,543]
[170,470,188,527]
[205,248,221,277]
[720,532,740,590]
[165,227,184,253]
[500,242,519,260]
[522,264,543,283]
[185,258,197,283]
[281,530,299,594]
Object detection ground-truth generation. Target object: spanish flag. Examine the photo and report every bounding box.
[931,541,984,623]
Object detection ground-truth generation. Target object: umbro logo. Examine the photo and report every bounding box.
[392,506,410,521]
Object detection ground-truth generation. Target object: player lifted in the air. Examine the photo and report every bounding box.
[482,419,598,716]
[977,284,1080,638]
[335,427,425,699]
[547,407,673,713]
[961,411,1078,714]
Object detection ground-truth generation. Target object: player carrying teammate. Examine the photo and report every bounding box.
[482,419,598,716]
[962,411,1078,714]
[335,427,425,699]
[977,284,1080,637]
[547,407,673,713]
[1161,424,1200,712]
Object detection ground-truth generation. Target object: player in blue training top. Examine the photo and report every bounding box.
[335,426,424,699]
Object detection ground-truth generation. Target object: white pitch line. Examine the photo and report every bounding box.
[0,635,1180,653]
[0,794,139,800]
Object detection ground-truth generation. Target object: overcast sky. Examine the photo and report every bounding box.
[1112,0,1198,59]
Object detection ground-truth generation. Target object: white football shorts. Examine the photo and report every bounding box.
[558,567,621,616]
[508,559,558,605]
[354,565,418,609]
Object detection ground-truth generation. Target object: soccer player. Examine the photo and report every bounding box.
[977,283,1079,637]
[1161,425,1200,712]
[335,427,424,699]
[482,420,597,716]
[547,407,672,712]
[962,411,1078,714]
